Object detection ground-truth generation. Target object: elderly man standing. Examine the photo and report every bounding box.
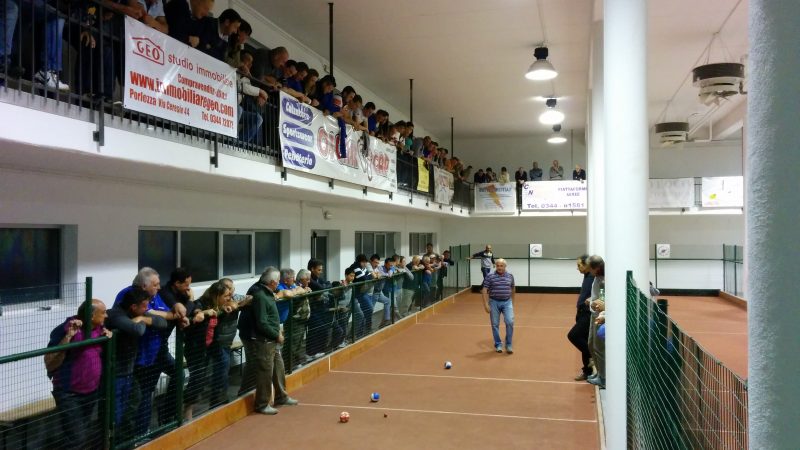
[45,299,112,449]
[481,259,515,354]
[238,267,298,415]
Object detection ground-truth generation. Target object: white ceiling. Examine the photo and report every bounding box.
[248,0,748,141]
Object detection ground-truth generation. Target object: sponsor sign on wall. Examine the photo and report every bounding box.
[123,17,238,137]
[521,180,587,210]
[278,92,397,192]
[649,178,695,208]
[701,176,744,207]
[416,158,429,192]
[433,167,454,205]
[474,183,516,214]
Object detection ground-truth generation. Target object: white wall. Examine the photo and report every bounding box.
[454,131,587,177]
[441,215,744,288]
[649,139,744,178]
[0,169,443,302]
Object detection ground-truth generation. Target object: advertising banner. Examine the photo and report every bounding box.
[277,92,397,192]
[474,183,516,214]
[433,167,454,205]
[521,180,587,210]
[701,176,744,207]
[123,17,237,137]
[416,158,429,192]
[649,178,695,208]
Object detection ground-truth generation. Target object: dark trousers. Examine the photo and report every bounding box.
[184,339,209,406]
[239,339,288,410]
[207,344,231,407]
[330,307,350,348]
[306,305,332,356]
[481,267,490,279]
[132,344,176,436]
[52,389,99,450]
[567,309,592,375]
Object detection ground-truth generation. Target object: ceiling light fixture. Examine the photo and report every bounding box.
[525,47,558,81]
[547,124,567,144]
[539,98,564,125]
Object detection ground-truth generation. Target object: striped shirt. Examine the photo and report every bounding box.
[482,271,515,300]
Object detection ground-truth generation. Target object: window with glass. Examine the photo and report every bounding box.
[409,232,434,255]
[355,232,397,258]
[138,229,282,284]
[0,227,61,303]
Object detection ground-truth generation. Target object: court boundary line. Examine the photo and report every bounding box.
[330,369,588,385]
[417,322,570,329]
[300,403,597,424]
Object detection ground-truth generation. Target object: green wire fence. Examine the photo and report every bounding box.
[0,258,472,449]
[626,271,748,449]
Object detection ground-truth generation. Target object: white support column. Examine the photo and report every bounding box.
[603,0,649,448]
[747,1,800,447]
[587,20,605,256]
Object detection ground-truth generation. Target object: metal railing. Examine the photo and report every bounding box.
[0,268,471,449]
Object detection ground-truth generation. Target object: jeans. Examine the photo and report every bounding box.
[132,344,176,436]
[329,306,350,348]
[238,105,263,143]
[481,267,491,279]
[1,0,18,61]
[356,292,373,336]
[25,0,63,71]
[184,338,209,407]
[114,374,133,440]
[372,289,392,321]
[489,298,514,347]
[306,304,332,356]
[53,389,99,449]
[207,344,231,407]
[589,311,605,380]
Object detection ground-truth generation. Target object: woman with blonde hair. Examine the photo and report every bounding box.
[184,281,232,419]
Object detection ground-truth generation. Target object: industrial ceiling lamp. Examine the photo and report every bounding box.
[547,124,567,144]
[525,47,558,81]
[539,98,565,125]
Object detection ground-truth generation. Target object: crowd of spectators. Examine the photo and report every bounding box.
[43,243,456,438]
[0,0,487,196]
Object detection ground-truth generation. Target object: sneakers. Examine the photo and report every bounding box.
[495,345,503,353]
[255,405,278,415]
[276,397,298,406]
[34,70,69,91]
[379,319,391,328]
[505,345,514,354]
[574,372,590,381]
[587,376,605,389]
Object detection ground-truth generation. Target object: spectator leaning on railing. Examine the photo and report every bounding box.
[183,281,232,420]
[45,299,112,449]
[165,0,214,49]
[106,288,168,440]
[549,160,564,180]
[137,0,168,34]
[236,51,267,144]
[225,19,251,68]
[199,8,241,61]
[529,161,543,181]
[573,164,587,181]
[212,278,252,407]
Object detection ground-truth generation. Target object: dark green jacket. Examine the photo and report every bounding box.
[238,282,280,341]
